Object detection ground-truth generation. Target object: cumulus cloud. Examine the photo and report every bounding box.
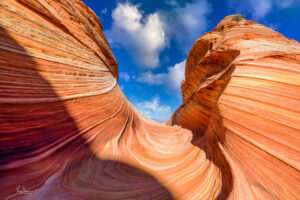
[105,0,210,68]
[167,60,186,90]
[119,72,130,81]
[160,0,211,51]
[105,3,166,68]
[136,97,171,120]
[137,71,164,85]
[251,0,272,19]
[137,60,185,91]
[227,0,297,19]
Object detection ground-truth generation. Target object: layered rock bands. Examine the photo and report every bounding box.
[0,1,299,200]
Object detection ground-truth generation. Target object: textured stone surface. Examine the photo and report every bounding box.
[169,15,300,200]
[0,1,299,199]
[0,1,218,199]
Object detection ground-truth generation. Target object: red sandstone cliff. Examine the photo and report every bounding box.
[0,1,299,200]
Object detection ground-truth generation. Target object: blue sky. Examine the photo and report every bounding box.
[81,0,300,121]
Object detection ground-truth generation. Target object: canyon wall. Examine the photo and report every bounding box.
[169,15,300,199]
[0,1,299,200]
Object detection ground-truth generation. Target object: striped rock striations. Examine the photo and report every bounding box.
[0,0,299,199]
[169,15,300,199]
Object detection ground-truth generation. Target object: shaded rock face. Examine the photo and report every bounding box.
[0,1,298,199]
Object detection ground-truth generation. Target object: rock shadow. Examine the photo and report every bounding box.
[189,64,237,200]
[0,25,173,200]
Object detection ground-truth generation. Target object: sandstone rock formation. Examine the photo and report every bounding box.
[169,15,300,199]
[0,1,299,200]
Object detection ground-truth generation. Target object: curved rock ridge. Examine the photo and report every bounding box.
[169,15,300,199]
[0,1,225,199]
[0,0,299,199]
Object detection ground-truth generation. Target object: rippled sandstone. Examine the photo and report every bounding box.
[169,15,300,199]
[0,1,299,200]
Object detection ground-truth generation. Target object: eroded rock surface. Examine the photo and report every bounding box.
[0,1,299,199]
[169,15,300,200]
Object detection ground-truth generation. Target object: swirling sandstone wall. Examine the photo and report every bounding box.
[169,15,300,199]
[0,1,299,200]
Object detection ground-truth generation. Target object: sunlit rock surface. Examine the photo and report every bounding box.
[169,15,300,199]
[0,0,299,199]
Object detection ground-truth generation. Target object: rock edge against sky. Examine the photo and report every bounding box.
[0,0,299,199]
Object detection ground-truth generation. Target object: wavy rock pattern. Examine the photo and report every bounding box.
[169,15,300,199]
[0,1,299,200]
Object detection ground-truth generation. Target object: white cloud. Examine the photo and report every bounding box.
[137,71,164,85]
[105,3,167,68]
[136,97,171,120]
[167,60,186,90]
[101,8,108,14]
[137,60,185,91]
[111,3,142,33]
[165,0,179,6]
[250,0,272,19]
[119,72,130,81]
[274,0,297,8]
[105,0,211,68]
[160,0,211,51]
[227,0,297,19]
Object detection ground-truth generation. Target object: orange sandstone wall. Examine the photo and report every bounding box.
[0,0,299,199]
[169,15,300,199]
[0,1,222,199]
